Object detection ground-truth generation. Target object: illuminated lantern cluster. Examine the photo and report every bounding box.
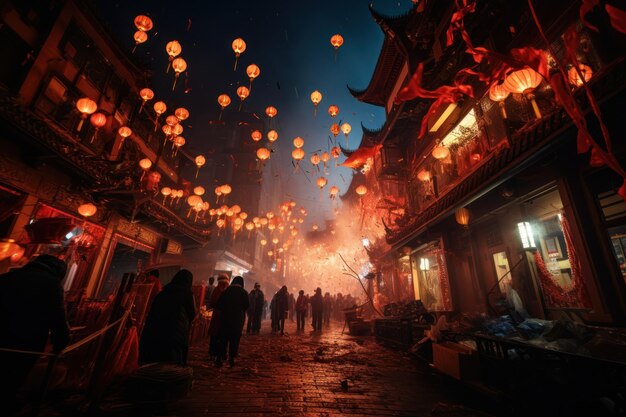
[341,122,351,146]
[133,15,153,53]
[0,239,23,262]
[292,148,305,172]
[257,147,271,161]
[165,40,182,73]
[89,112,107,143]
[153,101,167,131]
[432,144,449,160]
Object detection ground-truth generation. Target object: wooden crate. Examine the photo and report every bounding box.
[432,341,479,380]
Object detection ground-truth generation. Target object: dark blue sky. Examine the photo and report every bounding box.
[95,0,415,223]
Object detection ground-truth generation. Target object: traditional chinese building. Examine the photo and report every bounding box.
[351,0,626,325]
[0,0,211,300]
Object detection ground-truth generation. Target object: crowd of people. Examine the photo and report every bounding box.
[0,257,361,411]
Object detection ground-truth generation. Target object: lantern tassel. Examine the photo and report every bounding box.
[172,74,179,91]
[313,105,317,117]
[132,43,138,54]
[195,167,199,179]
[219,108,224,121]
[233,55,239,71]
[166,59,172,74]
[154,116,160,132]
[76,118,85,132]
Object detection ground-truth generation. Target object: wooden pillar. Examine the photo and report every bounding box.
[9,194,38,240]
[84,215,119,297]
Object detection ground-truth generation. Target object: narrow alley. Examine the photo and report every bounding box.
[95,320,498,417]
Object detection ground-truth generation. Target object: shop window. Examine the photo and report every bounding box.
[409,240,453,311]
[522,189,590,308]
[492,251,512,292]
[597,189,626,281]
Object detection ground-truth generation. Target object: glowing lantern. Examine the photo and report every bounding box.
[330,34,344,49]
[341,122,352,146]
[310,153,321,167]
[187,195,202,207]
[267,130,278,143]
[194,186,205,196]
[89,113,107,143]
[432,145,449,160]
[502,67,543,119]
[331,146,340,166]
[153,101,167,131]
[268,250,274,257]
[292,148,305,172]
[316,177,328,189]
[489,82,510,119]
[260,239,267,246]
[310,90,322,115]
[172,124,183,136]
[217,94,231,120]
[221,184,232,197]
[166,115,179,127]
[133,31,148,53]
[568,64,593,87]
[236,86,250,110]
[245,222,255,231]
[246,64,260,89]
[272,237,279,245]
[328,105,339,118]
[160,187,171,204]
[231,205,241,214]
[268,222,276,232]
[293,137,304,148]
[265,106,278,118]
[312,224,319,231]
[194,155,205,178]
[266,211,275,219]
[139,158,152,171]
[356,185,367,196]
[171,57,187,91]
[165,40,182,73]
[329,185,339,200]
[239,212,248,220]
[139,88,154,113]
[172,136,185,155]
[78,203,97,218]
[134,15,153,32]
[118,126,132,152]
[139,158,152,180]
[216,219,226,228]
[10,245,24,263]
[175,107,189,121]
[321,152,330,173]
[76,97,97,131]
[231,38,246,71]
[215,186,223,203]
[0,239,20,262]
[455,207,471,228]
[251,130,262,142]
[417,169,431,182]
[257,147,271,161]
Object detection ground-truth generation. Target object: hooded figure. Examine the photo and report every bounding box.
[207,275,229,359]
[139,269,196,366]
[272,286,289,335]
[247,283,264,334]
[215,276,248,367]
[0,255,70,410]
[310,287,324,331]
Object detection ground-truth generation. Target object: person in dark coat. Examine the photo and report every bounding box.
[203,276,215,308]
[310,287,324,331]
[207,275,229,360]
[0,255,70,412]
[215,276,249,367]
[273,286,289,335]
[288,292,295,322]
[323,292,333,326]
[248,283,264,334]
[139,269,196,366]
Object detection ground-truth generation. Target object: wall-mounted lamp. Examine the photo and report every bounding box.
[419,257,430,271]
[517,221,536,249]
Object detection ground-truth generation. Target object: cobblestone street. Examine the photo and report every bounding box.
[166,319,497,417]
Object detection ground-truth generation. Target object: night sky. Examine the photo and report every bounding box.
[94,0,415,225]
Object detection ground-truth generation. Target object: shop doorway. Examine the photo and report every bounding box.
[98,237,152,298]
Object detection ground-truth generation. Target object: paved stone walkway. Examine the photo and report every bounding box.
[169,319,496,417]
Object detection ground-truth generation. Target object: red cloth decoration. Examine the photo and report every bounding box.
[446,0,476,47]
[606,4,626,34]
[395,63,474,138]
[580,0,600,31]
[341,144,382,169]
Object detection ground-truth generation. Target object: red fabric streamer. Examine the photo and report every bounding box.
[341,144,382,169]
[580,0,600,31]
[446,0,476,47]
[606,4,626,34]
[435,249,453,311]
[395,63,474,138]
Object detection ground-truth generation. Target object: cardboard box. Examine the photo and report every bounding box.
[432,341,479,380]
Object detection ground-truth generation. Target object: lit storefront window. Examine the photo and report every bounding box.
[409,240,453,311]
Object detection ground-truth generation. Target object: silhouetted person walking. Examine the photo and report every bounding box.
[215,276,248,367]
[273,286,289,335]
[310,287,324,331]
[248,283,264,334]
[207,275,229,360]
[139,269,196,366]
[323,292,333,326]
[0,255,70,413]
[295,290,307,331]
